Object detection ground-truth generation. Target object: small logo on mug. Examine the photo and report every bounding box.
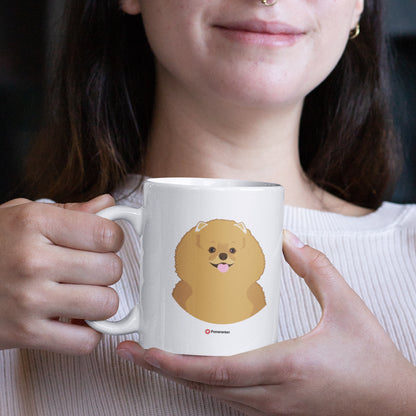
[204,329,231,335]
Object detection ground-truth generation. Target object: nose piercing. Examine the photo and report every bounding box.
[260,0,277,5]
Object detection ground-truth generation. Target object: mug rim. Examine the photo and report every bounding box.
[145,177,283,189]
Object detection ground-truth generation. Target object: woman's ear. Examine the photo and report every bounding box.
[120,0,141,15]
[351,0,364,29]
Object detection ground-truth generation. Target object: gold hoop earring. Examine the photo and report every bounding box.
[349,23,360,40]
[260,0,278,6]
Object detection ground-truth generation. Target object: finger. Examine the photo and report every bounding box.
[1,198,31,208]
[282,229,355,311]
[116,343,272,416]
[46,284,119,321]
[45,246,123,285]
[33,319,102,355]
[36,203,124,252]
[117,341,149,367]
[56,194,116,214]
[141,348,269,387]
[117,341,295,387]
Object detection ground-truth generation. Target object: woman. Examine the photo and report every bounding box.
[0,0,415,414]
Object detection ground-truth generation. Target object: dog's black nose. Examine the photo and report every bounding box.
[219,253,228,261]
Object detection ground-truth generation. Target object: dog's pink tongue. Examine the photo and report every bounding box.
[218,263,229,273]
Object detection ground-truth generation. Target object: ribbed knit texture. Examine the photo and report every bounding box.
[1,175,415,415]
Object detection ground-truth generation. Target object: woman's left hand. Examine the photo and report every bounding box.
[117,230,416,416]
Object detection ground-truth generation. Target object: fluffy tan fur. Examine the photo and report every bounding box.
[173,219,266,324]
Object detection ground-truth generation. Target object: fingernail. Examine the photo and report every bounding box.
[144,355,161,369]
[283,230,305,249]
[117,349,134,363]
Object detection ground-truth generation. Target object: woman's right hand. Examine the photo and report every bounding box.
[0,195,124,355]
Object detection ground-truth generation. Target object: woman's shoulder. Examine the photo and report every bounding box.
[381,201,416,229]
[284,200,416,235]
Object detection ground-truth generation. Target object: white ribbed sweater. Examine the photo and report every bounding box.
[1,176,416,416]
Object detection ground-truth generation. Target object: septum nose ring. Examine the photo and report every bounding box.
[260,0,277,5]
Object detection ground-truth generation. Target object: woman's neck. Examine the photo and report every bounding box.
[143,80,372,216]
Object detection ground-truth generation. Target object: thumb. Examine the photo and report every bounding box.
[282,229,355,313]
[56,194,116,214]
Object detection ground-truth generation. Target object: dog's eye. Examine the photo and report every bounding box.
[208,247,216,253]
[230,248,236,254]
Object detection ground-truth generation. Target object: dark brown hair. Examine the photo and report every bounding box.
[24,0,400,208]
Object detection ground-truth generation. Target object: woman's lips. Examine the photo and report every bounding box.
[214,20,305,47]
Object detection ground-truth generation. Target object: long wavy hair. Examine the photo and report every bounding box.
[24,0,400,208]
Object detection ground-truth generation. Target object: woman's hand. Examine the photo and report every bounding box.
[117,230,416,416]
[0,195,124,354]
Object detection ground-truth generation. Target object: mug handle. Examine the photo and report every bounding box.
[85,205,144,335]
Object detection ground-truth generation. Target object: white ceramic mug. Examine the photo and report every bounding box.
[86,177,284,356]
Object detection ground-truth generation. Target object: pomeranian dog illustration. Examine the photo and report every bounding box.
[173,219,266,324]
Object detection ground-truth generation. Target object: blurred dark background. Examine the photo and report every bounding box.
[0,0,415,203]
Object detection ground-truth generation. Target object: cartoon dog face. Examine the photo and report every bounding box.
[175,219,265,288]
[173,219,266,323]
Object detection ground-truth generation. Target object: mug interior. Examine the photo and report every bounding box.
[146,177,282,189]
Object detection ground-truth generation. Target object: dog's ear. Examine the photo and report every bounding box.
[195,221,208,232]
[195,221,208,248]
[234,222,247,234]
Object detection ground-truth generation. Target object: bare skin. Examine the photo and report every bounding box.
[118,232,416,416]
[0,196,124,354]
[114,0,416,414]
[143,57,371,218]
[0,0,413,414]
